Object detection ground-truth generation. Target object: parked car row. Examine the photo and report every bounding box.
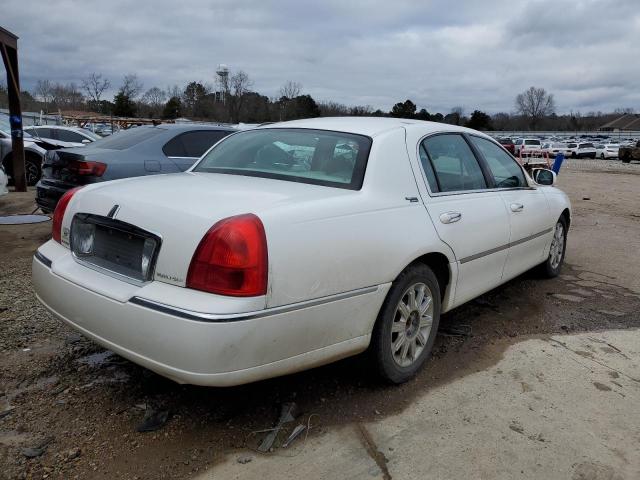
[494,133,640,162]
[35,124,234,212]
[0,117,236,193]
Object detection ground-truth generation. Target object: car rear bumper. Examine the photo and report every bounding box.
[32,241,387,386]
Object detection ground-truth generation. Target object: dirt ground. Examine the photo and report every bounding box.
[1,159,639,479]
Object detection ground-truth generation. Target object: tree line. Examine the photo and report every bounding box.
[0,73,634,130]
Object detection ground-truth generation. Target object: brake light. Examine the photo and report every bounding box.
[52,187,82,243]
[68,160,107,176]
[186,214,268,297]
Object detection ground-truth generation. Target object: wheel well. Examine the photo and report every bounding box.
[407,252,450,300]
[561,208,571,229]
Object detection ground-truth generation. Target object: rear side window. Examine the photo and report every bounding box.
[420,134,487,193]
[91,127,164,150]
[163,130,231,157]
[469,136,526,188]
[32,127,53,138]
[56,129,87,143]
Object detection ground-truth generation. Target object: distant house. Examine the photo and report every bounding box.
[599,114,640,131]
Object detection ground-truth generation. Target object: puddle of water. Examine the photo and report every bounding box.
[77,351,115,367]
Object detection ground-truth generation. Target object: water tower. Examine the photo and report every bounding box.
[216,64,229,104]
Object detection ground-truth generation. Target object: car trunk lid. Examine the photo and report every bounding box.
[64,172,354,288]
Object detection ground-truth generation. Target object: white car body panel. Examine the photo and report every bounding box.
[33,117,571,386]
[596,144,619,159]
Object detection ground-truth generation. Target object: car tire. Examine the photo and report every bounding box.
[25,154,42,186]
[539,216,568,278]
[600,153,605,159]
[622,152,631,164]
[370,264,441,384]
[3,153,42,186]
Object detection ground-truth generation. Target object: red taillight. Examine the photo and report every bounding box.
[68,160,107,176]
[186,214,268,297]
[52,187,82,243]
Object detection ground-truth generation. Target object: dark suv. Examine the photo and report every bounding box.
[36,124,235,213]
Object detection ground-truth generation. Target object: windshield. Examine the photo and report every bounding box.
[524,139,541,145]
[194,128,372,190]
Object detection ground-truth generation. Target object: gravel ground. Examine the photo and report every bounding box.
[1,162,640,479]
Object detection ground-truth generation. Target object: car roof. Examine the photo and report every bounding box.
[25,125,86,132]
[144,123,236,132]
[258,116,481,138]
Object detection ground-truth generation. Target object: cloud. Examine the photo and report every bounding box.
[2,0,639,113]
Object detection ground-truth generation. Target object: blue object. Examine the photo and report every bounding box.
[552,153,565,175]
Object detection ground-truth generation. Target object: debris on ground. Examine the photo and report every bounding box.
[136,406,170,432]
[20,437,53,458]
[439,324,472,337]
[66,447,81,460]
[282,424,306,448]
[258,402,299,452]
[0,398,15,419]
[237,455,253,464]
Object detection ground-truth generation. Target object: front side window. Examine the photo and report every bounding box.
[194,129,372,189]
[470,136,526,188]
[420,134,487,193]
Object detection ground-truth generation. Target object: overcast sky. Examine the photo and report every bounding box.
[3,0,640,114]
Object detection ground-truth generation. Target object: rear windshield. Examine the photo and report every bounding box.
[90,127,165,150]
[524,139,541,145]
[193,128,372,190]
[580,143,594,148]
[498,138,512,144]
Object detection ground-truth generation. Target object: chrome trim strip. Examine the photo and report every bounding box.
[459,227,553,264]
[129,285,380,323]
[34,251,52,268]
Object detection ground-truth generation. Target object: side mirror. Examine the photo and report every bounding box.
[81,139,91,144]
[532,168,556,186]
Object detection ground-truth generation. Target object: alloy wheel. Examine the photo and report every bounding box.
[391,282,434,367]
[549,222,565,270]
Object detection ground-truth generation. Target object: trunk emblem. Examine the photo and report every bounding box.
[107,205,119,218]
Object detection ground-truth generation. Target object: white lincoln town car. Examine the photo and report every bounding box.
[33,118,570,386]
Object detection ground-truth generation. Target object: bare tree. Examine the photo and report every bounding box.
[451,106,464,117]
[227,70,253,122]
[81,73,110,103]
[166,84,182,100]
[491,112,511,131]
[120,74,144,99]
[515,86,555,129]
[142,87,167,108]
[34,79,54,109]
[279,80,302,100]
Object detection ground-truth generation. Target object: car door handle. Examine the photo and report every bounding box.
[510,203,524,212]
[440,211,462,224]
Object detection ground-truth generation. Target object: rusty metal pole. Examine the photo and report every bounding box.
[0,27,26,192]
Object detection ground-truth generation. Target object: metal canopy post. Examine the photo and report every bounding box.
[0,26,26,192]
